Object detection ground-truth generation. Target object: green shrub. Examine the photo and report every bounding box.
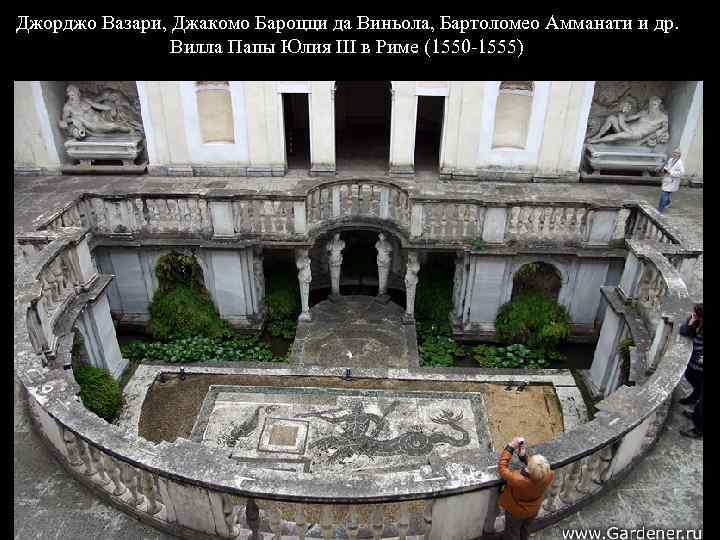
[415,269,453,325]
[472,343,549,369]
[148,253,233,341]
[121,336,282,363]
[495,292,571,350]
[149,285,234,341]
[155,252,204,290]
[419,335,463,367]
[268,319,298,340]
[265,272,300,321]
[471,238,485,250]
[73,365,124,422]
[415,319,453,342]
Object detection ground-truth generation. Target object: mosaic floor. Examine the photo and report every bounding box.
[191,385,492,474]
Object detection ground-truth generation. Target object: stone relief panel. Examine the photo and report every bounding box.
[61,81,145,140]
[585,81,672,148]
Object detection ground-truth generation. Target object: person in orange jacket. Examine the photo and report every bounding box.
[498,436,555,540]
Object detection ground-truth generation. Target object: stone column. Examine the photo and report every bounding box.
[375,233,392,299]
[326,233,345,297]
[295,248,312,322]
[403,251,420,323]
[389,81,417,176]
[309,81,336,176]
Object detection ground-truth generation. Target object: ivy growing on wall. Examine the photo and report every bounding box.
[149,252,233,341]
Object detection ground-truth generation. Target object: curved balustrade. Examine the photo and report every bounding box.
[305,180,411,234]
[15,189,698,539]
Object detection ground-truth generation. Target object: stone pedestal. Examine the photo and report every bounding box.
[65,135,144,165]
[63,136,146,174]
[583,144,666,179]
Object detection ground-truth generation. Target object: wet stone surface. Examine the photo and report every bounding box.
[291,296,419,368]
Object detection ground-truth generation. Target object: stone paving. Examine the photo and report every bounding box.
[291,296,419,368]
[13,174,702,539]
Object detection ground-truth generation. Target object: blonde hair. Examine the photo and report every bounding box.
[527,455,551,481]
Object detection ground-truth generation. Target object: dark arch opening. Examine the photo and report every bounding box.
[511,262,562,301]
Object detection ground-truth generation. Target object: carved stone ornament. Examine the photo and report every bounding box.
[59,84,143,140]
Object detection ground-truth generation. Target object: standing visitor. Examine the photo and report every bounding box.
[680,387,703,439]
[657,148,684,212]
[678,303,703,406]
[498,436,555,540]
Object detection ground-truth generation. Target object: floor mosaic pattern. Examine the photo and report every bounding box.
[191,385,493,473]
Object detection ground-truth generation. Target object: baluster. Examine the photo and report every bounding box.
[558,461,582,506]
[221,494,242,538]
[62,428,83,467]
[509,206,520,233]
[295,505,308,540]
[122,464,144,507]
[89,446,110,486]
[268,503,283,540]
[344,507,360,540]
[593,445,614,484]
[246,498,261,540]
[541,469,563,514]
[371,505,384,540]
[142,471,162,515]
[421,500,434,540]
[106,455,127,496]
[542,207,553,237]
[397,502,410,540]
[576,453,602,495]
[320,505,334,540]
[78,438,96,476]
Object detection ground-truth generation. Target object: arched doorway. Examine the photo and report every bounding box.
[308,227,405,306]
[334,81,392,172]
[511,261,563,301]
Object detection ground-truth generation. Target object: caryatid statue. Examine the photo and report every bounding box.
[326,233,345,296]
[59,84,134,140]
[253,246,265,307]
[295,248,312,321]
[404,252,421,321]
[375,233,393,297]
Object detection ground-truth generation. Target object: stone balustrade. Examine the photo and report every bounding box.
[27,185,697,257]
[15,185,698,539]
[306,180,411,232]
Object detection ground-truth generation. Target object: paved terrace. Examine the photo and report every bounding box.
[14,173,703,539]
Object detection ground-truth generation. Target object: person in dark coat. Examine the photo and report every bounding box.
[678,303,703,406]
[680,387,703,439]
